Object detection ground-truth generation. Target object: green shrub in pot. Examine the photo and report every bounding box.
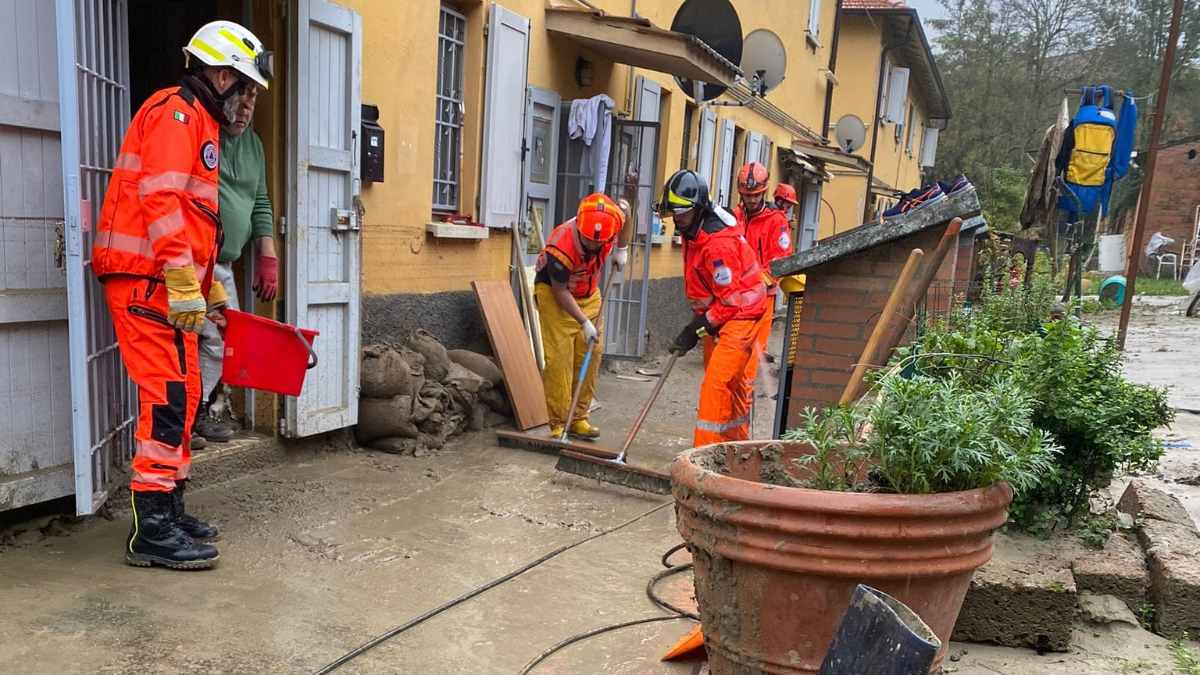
[784,372,1059,496]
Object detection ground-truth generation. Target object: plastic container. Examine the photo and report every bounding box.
[221,309,319,397]
[1098,234,1126,272]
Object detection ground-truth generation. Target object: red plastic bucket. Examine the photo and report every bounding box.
[221,309,319,397]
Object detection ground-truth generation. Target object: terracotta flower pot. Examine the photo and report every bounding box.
[672,440,1013,674]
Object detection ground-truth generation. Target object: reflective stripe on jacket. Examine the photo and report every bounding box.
[93,83,221,286]
[535,218,613,298]
[683,217,768,327]
[735,204,794,286]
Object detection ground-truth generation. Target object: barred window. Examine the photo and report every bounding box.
[433,6,466,211]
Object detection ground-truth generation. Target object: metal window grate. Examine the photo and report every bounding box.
[433,6,466,211]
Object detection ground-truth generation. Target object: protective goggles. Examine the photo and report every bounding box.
[256,50,275,82]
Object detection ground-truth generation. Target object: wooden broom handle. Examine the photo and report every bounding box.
[839,249,924,405]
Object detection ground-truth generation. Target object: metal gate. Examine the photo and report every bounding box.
[56,0,135,515]
[602,118,659,358]
[284,0,363,437]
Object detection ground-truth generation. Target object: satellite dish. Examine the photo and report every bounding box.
[671,0,743,102]
[741,29,786,97]
[834,115,867,153]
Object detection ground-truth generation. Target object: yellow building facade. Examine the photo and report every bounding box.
[823,1,950,238]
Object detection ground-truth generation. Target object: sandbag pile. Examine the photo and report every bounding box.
[357,330,511,455]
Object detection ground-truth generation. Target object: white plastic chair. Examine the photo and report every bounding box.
[1157,253,1179,280]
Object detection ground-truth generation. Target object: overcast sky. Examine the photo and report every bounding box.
[906,0,947,44]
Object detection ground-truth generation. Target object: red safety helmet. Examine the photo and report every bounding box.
[576,193,624,242]
[774,182,799,206]
[737,162,769,195]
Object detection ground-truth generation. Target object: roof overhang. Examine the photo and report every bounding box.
[843,7,951,121]
[545,7,741,88]
[788,142,872,174]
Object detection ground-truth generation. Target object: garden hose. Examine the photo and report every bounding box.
[312,501,672,674]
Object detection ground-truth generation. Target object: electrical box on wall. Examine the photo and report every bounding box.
[361,104,384,183]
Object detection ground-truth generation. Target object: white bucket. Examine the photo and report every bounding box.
[1098,234,1126,272]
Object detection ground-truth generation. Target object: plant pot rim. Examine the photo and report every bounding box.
[674,440,1014,518]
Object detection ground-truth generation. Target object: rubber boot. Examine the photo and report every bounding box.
[125,490,219,570]
[548,425,565,439]
[195,412,235,443]
[568,419,601,440]
[173,479,220,542]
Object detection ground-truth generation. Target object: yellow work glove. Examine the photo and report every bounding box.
[207,279,229,311]
[163,266,207,333]
[779,274,806,295]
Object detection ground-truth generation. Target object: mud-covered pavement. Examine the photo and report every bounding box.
[0,302,1195,674]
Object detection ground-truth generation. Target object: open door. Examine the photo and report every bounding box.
[602,76,659,358]
[56,0,136,515]
[284,0,363,438]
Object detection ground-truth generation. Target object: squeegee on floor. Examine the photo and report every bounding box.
[553,353,678,495]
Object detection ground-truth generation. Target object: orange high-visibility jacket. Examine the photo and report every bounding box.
[93,81,221,286]
[536,219,614,298]
[735,204,793,287]
[683,220,768,327]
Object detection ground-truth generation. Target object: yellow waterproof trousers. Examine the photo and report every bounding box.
[535,283,603,429]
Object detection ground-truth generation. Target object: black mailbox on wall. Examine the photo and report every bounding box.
[361,104,384,183]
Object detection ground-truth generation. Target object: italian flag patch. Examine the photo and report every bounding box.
[173,110,189,124]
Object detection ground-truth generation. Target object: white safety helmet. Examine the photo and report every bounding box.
[183,20,273,90]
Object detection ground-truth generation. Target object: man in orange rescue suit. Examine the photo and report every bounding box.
[734,162,794,340]
[659,170,770,446]
[92,21,272,570]
[534,194,628,440]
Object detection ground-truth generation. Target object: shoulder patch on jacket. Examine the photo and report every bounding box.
[173,110,189,125]
[712,260,732,286]
[201,141,218,170]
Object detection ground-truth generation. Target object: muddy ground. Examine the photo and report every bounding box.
[0,300,1195,674]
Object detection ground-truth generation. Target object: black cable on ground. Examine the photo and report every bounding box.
[517,615,693,675]
[313,501,672,674]
[520,545,701,673]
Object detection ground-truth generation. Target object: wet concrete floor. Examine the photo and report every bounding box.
[0,303,1195,673]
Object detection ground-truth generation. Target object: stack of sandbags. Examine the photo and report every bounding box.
[357,332,511,455]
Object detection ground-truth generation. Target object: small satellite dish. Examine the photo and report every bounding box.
[671,0,743,102]
[834,115,867,153]
[741,29,786,97]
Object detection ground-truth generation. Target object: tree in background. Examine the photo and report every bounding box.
[929,0,1200,232]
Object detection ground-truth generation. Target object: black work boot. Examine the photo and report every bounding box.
[172,479,220,542]
[125,491,219,570]
[195,412,235,443]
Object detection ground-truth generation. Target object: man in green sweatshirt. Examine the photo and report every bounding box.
[195,84,279,444]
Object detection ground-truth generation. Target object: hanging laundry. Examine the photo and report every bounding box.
[1055,86,1137,217]
[568,94,614,193]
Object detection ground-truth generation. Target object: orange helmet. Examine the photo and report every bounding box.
[774,182,799,206]
[737,162,769,195]
[576,193,624,242]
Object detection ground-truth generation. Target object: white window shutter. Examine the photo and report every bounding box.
[920,127,940,167]
[698,108,717,184]
[480,5,531,229]
[808,0,821,36]
[884,67,909,124]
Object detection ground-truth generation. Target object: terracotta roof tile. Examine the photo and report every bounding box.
[842,0,907,9]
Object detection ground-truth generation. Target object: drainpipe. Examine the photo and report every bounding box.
[862,15,914,224]
[820,0,845,144]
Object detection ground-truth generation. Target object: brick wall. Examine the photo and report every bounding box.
[783,226,953,430]
[1143,141,1200,248]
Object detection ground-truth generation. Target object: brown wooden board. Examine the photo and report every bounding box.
[473,280,549,430]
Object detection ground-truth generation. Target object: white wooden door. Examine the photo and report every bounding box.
[715,119,736,208]
[480,4,529,230]
[285,0,363,437]
[1,0,76,513]
[521,86,559,267]
[697,107,717,186]
[55,0,135,515]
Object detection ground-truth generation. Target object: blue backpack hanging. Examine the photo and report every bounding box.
[1056,85,1137,217]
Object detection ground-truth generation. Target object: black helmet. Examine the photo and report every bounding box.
[659,170,710,217]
